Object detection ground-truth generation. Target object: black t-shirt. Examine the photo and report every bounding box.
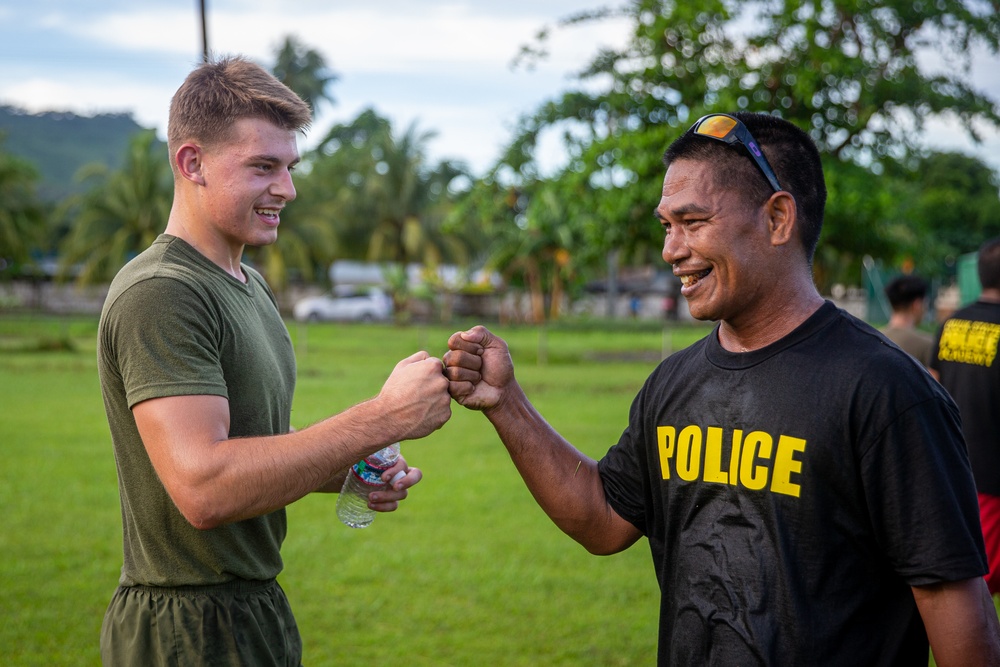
[599,301,986,666]
[931,300,1000,496]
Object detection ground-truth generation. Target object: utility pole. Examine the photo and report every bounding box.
[199,0,209,62]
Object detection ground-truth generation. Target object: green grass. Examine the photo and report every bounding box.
[4,314,998,666]
[0,314,711,666]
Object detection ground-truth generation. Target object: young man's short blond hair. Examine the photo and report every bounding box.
[167,55,312,163]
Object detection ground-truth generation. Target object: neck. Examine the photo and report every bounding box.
[981,288,1000,304]
[165,210,246,283]
[719,289,825,353]
[887,311,918,328]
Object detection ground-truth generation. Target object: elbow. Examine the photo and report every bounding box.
[170,487,227,531]
[581,538,631,557]
[567,522,636,556]
[567,510,640,556]
[180,503,225,531]
[185,510,224,532]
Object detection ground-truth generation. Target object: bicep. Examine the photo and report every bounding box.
[133,394,231,494]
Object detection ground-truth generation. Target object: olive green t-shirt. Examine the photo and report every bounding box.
[98,234,296,587]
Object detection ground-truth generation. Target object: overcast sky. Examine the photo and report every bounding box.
[2,0,999,176]
[0,0,635,174]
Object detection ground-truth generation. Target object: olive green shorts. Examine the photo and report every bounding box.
[100,578,302,666]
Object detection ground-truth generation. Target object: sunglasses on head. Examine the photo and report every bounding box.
[690,113,783,193]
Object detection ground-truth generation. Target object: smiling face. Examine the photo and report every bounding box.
[656,158,778,325]
[196,116,300,252]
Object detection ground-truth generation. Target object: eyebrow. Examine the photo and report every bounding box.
[654,202,712,221]
[248,154,300,167]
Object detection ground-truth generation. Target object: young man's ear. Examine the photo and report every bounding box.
[175,144,206,185]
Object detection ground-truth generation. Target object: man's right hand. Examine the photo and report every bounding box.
[443,325,514,411]
[375,351,452,440]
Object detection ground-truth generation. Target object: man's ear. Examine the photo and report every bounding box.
[175,144,205,185]
[767,191,797,248]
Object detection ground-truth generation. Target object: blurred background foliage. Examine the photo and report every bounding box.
[2,0,1000,320]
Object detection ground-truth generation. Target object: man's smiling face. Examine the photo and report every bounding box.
[198,116,300,251]
[656,158,775,324]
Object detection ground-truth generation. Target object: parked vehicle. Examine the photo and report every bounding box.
[292,285,393,323]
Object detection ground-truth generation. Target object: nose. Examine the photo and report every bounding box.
[662,228,688,265]
[273,168,296,202]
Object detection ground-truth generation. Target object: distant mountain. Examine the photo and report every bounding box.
[0,105,153,201]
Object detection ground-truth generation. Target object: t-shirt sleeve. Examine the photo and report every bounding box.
[103,277,229,408]
[860,395,988,585]
[599,388,651,535]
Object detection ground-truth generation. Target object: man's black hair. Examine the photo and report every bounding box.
[978,236,1000,290]
[884,275,929,311]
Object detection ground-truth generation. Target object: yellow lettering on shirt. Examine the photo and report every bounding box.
[937,319,1000,367]
[771,435,806,497]
[740,431,772,491]
[728,429,743,486]
[704,427,728,484]
[655,424,806,498]
[676,425,702,482]
[656,426,674,480]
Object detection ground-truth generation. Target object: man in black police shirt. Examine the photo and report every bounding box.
[444,111,1000,666]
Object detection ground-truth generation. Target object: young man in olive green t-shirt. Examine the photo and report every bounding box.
[98,56,453,665]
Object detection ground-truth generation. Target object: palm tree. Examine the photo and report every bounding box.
[487,187,580,322]
[58,130,172,284]
[366,124,470,268]
[306,108,474,317]
[271,35,338,115]
[0,137,46,274]
[315,110,471,266]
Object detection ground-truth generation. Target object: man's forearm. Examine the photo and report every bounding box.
[484,383,640,555]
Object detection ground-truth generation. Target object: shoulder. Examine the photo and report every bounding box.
[826,307,933,373]
[761,305,946,412]
[942,301,1000,326]
[107,236,210,295]
[821,306,909,357]
[101,239,220,334]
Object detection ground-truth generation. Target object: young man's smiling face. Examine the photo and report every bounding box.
[656,158,777,325]
[198,116,300,252]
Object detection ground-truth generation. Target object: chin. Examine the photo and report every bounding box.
[684,302,716,322]
[249,232,279,247]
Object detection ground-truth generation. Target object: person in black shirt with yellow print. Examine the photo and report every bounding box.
[444,112,1000,666]
[932,236,1000,601]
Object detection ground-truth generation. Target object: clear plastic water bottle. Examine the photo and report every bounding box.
[336,443,401,528]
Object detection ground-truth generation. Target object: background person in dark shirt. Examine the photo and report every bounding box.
[932,236,1000,598]
[881,274,934,368]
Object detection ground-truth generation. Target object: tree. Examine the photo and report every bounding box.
[58,130,172,285]
[493,187,583,322]
[891,151,1000,272]
[271,35,338,115]
[283,108,475,320]
[306,109,474,286]
[0,135,46,276]
[485,0,1000,292]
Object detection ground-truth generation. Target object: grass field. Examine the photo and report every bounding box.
[0,314,713,666]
